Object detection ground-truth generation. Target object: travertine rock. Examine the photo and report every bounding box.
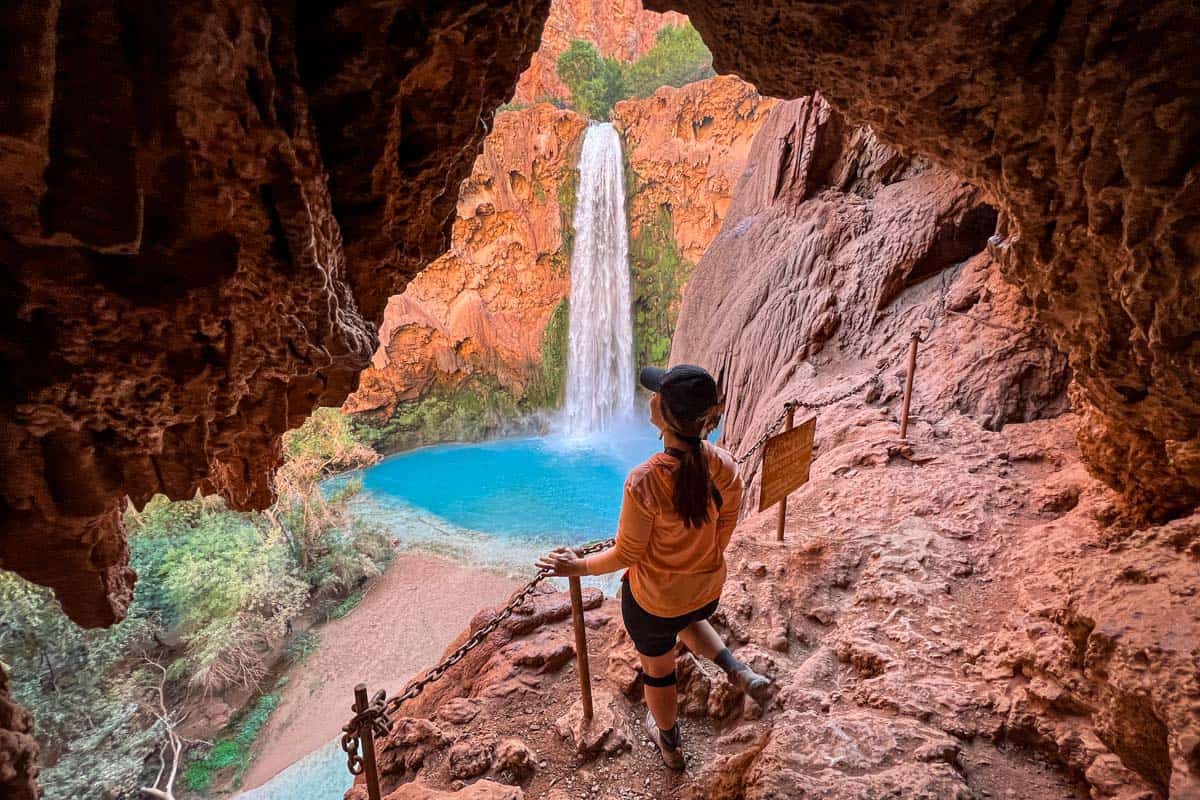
[671,95,1071,464]
[0,0,549,626]
[0,663,38,800]
[652,0,1200,522]
[612,75,779,263]
[511,0,686,105]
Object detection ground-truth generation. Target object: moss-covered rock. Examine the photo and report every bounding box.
[628,202,694,368]
[528,298,570,409]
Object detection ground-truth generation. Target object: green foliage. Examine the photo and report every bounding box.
[622,23,715,99]
[555,24,714,120]
[185,692,281,792]
[0,573,157,799]
[629,203,695,368]
[327,591,364,620]
[350,381,527,454]
[528,299,570,409]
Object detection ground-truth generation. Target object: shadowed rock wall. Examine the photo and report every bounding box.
[651,0,1200,523]
[0,0,549,630]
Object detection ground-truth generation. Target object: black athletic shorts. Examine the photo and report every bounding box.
[620,575,720,657]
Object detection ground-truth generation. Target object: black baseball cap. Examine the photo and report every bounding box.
[639,364,718,421]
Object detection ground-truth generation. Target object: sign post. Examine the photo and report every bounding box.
[899,333,920,439]
[568,576,594,719]
[758,412,816,541]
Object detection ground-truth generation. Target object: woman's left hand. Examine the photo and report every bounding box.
[536,547,586,577]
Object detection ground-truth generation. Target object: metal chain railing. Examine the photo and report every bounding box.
[340,537,614,780]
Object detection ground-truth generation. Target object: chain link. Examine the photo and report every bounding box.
[340,537,615,776]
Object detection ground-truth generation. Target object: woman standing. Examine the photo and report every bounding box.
[537,364,770,770]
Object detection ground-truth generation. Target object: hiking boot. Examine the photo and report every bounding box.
[643,710,686,770]
[730,665,772,706]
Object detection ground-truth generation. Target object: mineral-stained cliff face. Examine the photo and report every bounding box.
[650,0,1200,522]
[347,75,774,443]
[343,105,588,444]
[511,0,686,105]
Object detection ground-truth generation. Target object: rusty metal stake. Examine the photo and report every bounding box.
[899,333,920,440]
[568,575,594,719]
[354,684,383,800]
[775,403,796,542]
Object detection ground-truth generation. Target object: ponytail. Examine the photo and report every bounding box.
[673,436,713,528]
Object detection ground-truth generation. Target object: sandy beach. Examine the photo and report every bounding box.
[240,553,523,790]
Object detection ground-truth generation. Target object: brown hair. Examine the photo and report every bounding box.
[662,404,715,528]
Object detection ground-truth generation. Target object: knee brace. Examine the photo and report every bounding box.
[642,670,678,688]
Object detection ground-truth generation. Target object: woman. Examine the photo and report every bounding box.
[537,364,770,769]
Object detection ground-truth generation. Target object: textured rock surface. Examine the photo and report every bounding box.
[0,0,548,626]
[511,0,686,105]
[652,0,1200,522]
[672,95,1071,459]
[0,664,38,800]
[343,105,588,419]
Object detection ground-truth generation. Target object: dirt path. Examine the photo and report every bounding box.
[240,554,522,790]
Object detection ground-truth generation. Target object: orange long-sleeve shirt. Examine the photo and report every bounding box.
[586,443,743,617]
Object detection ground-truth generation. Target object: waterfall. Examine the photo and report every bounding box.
[563,123,634,436]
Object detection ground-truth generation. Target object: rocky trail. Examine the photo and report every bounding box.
[347,403,1196,799]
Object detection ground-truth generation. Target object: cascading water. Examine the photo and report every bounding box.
[562,122,634,436]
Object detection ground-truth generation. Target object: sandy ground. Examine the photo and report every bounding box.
[240,554,522,790]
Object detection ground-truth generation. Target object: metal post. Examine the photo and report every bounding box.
[775,403,795,542]
[899,333,920,440]
[354,684,382,800]
[568,576,594,719]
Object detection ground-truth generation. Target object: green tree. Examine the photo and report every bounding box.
[623,24,715,98]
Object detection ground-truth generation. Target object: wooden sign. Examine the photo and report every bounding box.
[758,415,816,512]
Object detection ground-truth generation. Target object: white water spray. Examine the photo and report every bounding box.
[563,123,634,436]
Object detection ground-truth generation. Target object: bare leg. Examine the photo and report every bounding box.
[678,619,724,660]
[638,651,678,730]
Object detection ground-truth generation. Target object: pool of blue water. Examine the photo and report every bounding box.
[359,419,661,543]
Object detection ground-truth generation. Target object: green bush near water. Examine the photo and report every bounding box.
[184,692,281,792]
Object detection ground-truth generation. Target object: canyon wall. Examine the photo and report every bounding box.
[345,75,774,448]
[511,0,686,105]
[651,0,1200,522]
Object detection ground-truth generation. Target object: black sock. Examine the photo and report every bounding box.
[659,723,680,750]
[714,647,745,676]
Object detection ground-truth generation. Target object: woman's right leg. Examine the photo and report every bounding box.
[681,619,772,705]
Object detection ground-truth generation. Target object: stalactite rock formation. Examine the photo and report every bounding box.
[650,0,1200,523]
[0,0,549,628]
